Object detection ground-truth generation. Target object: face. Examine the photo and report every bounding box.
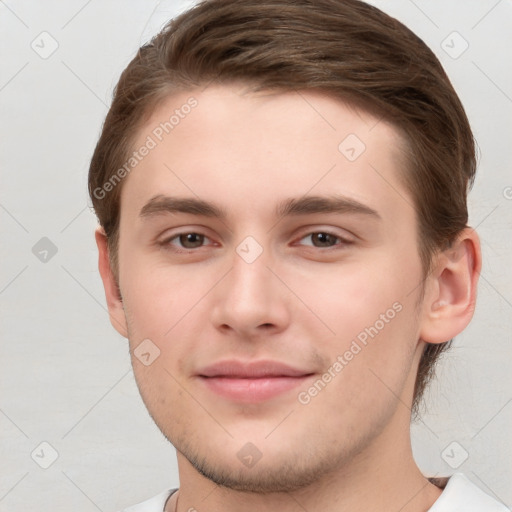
[113,84,429,492]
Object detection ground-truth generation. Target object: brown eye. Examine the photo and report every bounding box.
[299,232,341,248]
[310,232,339,247]
[178,233,205,248]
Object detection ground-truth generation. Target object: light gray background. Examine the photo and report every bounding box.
[1,1,511,511]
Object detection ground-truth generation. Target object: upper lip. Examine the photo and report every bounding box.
[197,360,314,378]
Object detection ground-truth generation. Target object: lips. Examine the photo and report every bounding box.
[196,360,315,402]
[198,360,312,378]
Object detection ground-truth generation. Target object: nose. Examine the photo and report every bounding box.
[210,245,291,338]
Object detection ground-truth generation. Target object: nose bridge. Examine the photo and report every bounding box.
[229,242,273,307]
[211,237,289,334]
[226,231,273,295]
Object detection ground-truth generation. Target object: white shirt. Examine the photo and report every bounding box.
[120,473,509,511]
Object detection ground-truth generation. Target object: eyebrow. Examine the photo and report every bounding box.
[139,194,380,220]
[140,195,226,219]
[276,195,380,219]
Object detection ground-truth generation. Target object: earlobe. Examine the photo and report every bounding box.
[419,228,482,344]
[95,227,128,338]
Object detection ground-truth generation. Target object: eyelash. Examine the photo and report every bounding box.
[160,230,352,252]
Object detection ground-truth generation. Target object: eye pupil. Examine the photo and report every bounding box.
[179,233,204,248]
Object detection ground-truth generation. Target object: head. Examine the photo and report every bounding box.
[90,0,480,492]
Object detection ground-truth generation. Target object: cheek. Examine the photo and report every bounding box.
[120,260,221,394]
[293,298,419,435]
[288,254,415,338]
[288,251,422,393]
[130,356,191,435]
[120,256,207,340]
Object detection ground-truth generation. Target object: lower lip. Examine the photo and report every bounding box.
[198,375,313,402]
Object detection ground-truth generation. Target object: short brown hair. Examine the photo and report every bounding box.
[88,0,476,415]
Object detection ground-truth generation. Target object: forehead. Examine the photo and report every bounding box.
[123,84,412,223]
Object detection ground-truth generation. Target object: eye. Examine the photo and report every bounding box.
[297,231,349,248]
[165,232,212,250]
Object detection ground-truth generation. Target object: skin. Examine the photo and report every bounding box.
[96,84,481,512]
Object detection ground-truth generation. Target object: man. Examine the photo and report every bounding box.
[89,0,507,510]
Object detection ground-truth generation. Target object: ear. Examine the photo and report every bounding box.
[419,227,482,344]
[95,227,128,338]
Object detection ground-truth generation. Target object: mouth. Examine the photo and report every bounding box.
[196,360,315,402]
